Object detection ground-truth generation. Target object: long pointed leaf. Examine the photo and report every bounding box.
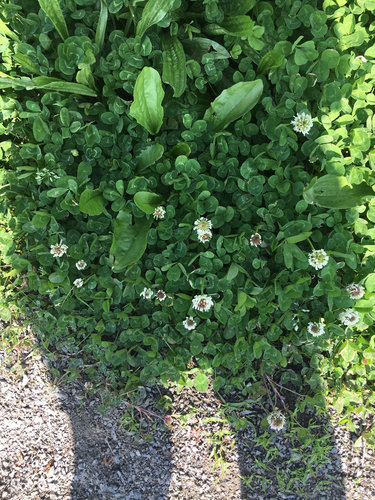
[37,0,69,40]
[204,16,254,37]
[33,77,97,97]
[13,54,41,75]
[136,0,179,38]
[95,1,108,52]
[0,19,20,42]
[109,211,152,272]
[162,34,186,98]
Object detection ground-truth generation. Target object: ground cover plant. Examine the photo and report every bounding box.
[1,0,375,447]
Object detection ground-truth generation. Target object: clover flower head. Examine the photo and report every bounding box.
[156,289,167,301]
[346,283,365,300]
[194,217,212,235]
[267,410,286,431]
[197,230,212,243]
[290,112,314,136]
[164,415,173,426]
[76,260,87,271]
[340,308,360,326]
[71,149,79,157]
[307,322,325,337]
[140,287,153,299]
[192,294,214,312]
[50,240,68,258]
[308,249,329,270]
[153,206,165,220]
[250,233,262,247]
[183,316,197,330]
[73,278,83,288]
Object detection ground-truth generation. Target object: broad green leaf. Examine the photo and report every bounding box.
[33,77,97,97]
[79,189,104,215]
[109,211,152,272]
[303,175,374,209]
[0,19,20,42]
[257,50,284,75]
[204,80,263,132]
[13,53,40,74]
[129,67,164,135]
[219,0,255,16]
[136,0,179,38]
[95,0,108,52]
[37,0,69,41]
[33,116,48,142]
[162,34,186,98]
[136,144,164,171]
[134,192,163,214]
[204,16,255,37]
[193,372,209,392]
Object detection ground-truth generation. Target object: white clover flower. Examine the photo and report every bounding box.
[192,294,214,312]
[356,55,367,63]
[153,206,165,220]
[183,316,197,330]
[290,112,314,136]
[140,287,153,299]
[73,278,83,288]
[346,283,365,300]
[267,410,286,431]
[340,308,360,326]
[308,249,329,270]
[76,260,87,271]
[50,240,68,258]
[155,289,167,301]
[194,217,212,235]
[197,230,212,243]
[250,233,262,247]
[307,322,325,337]
[71,149,79,157]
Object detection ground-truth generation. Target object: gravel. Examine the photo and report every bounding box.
[1,335,375,500]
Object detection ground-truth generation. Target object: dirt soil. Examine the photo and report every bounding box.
[1,336,375,500]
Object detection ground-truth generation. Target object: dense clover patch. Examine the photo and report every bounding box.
[0,0,375,444]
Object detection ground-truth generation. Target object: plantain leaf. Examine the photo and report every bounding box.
[219,0,256,16]
[182,38,230,61]
[162,34,186,98]
[109,211,153,272]
[136,0,180,38]
[129,67,164,135]
[303,175,375,209]
[33,77,97,96]
[13,53,41,75]
[134,192,163,214]
[203,16,255,37]
[0,19,21,42]
[136,143,164,171]
[204,80,263,132]
[95,0,108,52]
[37,0,69,41]
[257,50,284,75]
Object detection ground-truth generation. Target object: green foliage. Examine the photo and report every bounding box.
[1,0,375,447]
